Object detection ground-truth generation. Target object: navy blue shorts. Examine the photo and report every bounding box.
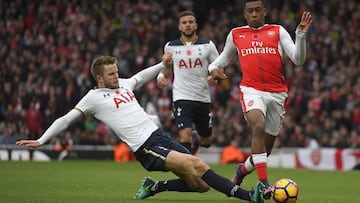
[173,100,212,137]
[134,129,191,171]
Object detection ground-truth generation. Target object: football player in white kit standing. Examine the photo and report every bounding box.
[16,53,259,202]
[157,10,219,154]
[209,0,313,202]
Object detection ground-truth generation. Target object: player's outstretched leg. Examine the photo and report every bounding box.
[134,177,156,199]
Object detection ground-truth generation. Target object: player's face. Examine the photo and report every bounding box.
[244,1,266,28]
[99,64,119,89]
[178,15,197,37]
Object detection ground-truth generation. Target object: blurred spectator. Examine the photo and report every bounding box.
[114,141,136,162]
[55,131,74,161]
[84,115,97,133]
[221,137,249,164]
[0,127,17,145]
[24,100,43,139]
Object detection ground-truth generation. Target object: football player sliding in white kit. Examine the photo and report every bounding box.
[17,53,260,202]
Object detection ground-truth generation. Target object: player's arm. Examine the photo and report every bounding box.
[132,52,172,90]
[206,40,220,84]
[16,109,83,148]
[281,12,312,66]
[280,26,306,66]
[208,31,236,80]
[208,40,220,62]
[157,43,173,89]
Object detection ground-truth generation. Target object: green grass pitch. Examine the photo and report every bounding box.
[0,160,359,203]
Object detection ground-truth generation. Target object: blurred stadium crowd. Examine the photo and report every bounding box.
[1,0,360,149]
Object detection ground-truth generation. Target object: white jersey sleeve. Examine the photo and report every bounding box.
[132,62,165,90]
[37,109,83,145]
[208,40,219,64]
[208,31,237,72]
[279,26,307,65]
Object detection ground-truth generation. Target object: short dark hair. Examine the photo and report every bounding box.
[243,0,265,9]
[90,56,117,80]
[178,10,196,21]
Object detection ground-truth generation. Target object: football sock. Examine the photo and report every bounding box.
[201,169,251,200]
[252,153,270,186]
[181,142,192,153]
[237,157,255,181]
[243,156,255,174]
[151,179,194,194]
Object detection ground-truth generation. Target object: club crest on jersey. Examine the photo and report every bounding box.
[267,31,275,37]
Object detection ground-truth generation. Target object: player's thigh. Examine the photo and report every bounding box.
[264,92,287,135]
[245,109,266,128]
[240,87,266,126]
[239,86,267,115]
[135,130,190,171]
[165,150,209,177]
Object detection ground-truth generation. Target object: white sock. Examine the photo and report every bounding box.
[252,152,267,165]
[244,156,255,173]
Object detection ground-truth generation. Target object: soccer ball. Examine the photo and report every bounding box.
[272,178,299,203]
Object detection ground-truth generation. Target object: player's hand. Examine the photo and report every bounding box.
[206,75,217,85]
[157,76,167,88]
[16,140,41,148]
[210,68,227,81]
[297,11,312,32]
[162,52,173,67]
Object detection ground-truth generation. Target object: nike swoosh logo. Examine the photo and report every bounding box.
[145,184,152,191]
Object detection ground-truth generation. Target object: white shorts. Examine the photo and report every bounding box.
[239,86,288,136]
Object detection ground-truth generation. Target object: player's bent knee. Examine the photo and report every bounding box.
[193,157,209,171]
[199,137,212,147]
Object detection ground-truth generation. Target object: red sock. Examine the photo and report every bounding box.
[255,162,267,182]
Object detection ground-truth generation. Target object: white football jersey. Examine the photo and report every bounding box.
[75,78,158,151]
[164,38,219,103]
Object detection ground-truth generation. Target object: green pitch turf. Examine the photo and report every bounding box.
[0,160,359,203]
